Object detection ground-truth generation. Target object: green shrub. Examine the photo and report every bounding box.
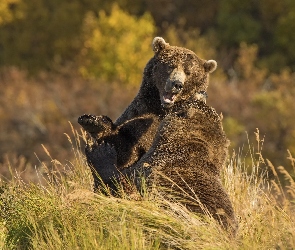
[79,4,155,86]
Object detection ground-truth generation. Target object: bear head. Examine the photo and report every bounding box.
[152,37,217,108]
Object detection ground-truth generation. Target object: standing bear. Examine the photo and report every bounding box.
[78,37,217,189]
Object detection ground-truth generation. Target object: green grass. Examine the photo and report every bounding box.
[0,129,294,249]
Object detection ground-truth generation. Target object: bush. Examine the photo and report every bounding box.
[79,4,155,85]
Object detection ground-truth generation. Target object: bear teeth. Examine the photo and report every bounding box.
[162,92,176,104]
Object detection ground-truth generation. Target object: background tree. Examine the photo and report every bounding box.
[79,4,155,85]
[0,0,22,24]
[0,0,109,72]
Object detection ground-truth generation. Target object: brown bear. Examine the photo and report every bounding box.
[78,37,217,189]
[96,98,237,233]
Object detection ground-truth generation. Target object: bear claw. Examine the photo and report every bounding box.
[78,114,113,134]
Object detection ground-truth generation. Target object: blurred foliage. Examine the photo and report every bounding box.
[79,4,155,85]
[0,0,111,72]
[2,0,295,72]
[216,0,295,72]
[163,26,217,60]
[217,0,262,46]
[251,70,295,164]
[0,0,295,180]
[208,43,295,168]
[0,0,22,24]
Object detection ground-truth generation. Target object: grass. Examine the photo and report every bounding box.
[0,128,294,249]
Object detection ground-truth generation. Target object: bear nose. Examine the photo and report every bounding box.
[172,81,183,93]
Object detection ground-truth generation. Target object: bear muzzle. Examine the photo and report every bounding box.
[167,68,185,91]
[161,81,184,108]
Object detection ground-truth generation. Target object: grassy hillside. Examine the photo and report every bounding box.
[0,129,294,249]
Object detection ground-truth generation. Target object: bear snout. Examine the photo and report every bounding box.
[171,80,183,93]
[165,79,184,94]
[167,68,186,93]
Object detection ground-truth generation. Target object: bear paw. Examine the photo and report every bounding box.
[78,114,114,135]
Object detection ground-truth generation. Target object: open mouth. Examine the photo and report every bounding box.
[161,91,176,107]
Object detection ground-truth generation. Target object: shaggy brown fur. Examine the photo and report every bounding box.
[135,100,235,230]
[100,99,237,233]
[79,37,237,232]
[78,37,217,189]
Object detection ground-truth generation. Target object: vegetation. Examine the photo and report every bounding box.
[1,1,295,175]
[79,4,155,85]
[0,130,294,249]
[0,0,295,173]
[0,2,295,248]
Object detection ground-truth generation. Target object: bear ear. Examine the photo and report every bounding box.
[204,60,217,73]
[152,37,167,53]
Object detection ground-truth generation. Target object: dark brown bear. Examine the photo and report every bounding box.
[98,99,237,233]
[78,37,217,189]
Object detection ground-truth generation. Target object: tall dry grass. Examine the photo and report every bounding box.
[0,127,294,249]
[0,67,137,181]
